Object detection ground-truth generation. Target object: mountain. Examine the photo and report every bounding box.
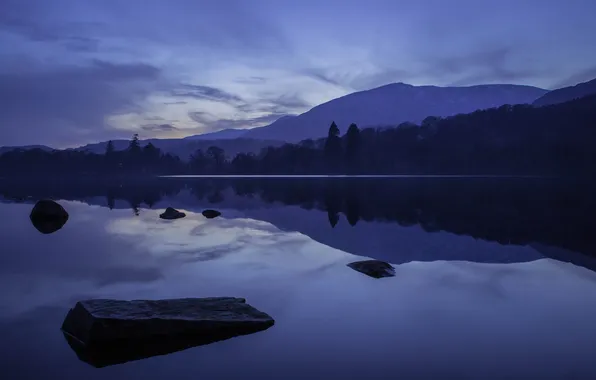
[0,145,54,154]
[243,83,547,142]
[533,77,596,107]
[74,138,283,160]
[184,128,248,140]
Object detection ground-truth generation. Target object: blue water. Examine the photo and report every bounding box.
[1,178,595,379]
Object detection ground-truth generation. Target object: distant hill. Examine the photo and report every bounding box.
[0,145,54,154]
[533,77,596,107]
[184,128,248,140]
[74,138,284,160]
[243,83,547,142]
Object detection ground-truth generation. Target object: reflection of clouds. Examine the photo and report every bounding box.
[105,209,351,270]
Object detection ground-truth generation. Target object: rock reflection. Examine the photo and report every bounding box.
[62,324,272,368]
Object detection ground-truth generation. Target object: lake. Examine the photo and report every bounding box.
[1,177,596,379]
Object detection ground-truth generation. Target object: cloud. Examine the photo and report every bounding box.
[551,66,596,89]
[141,123,179,132]
[171,84,244,103]
[188,111,290,132]
[422,46,548,86]
[0,0,103,52]
[163,101,188,105]
[0,59,162,147]
[234,76,268,84]
[182,92,307,134]
[303,46,548,90]
[303,67,411,91]
[236,93,311,115]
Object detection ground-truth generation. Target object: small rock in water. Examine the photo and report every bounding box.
[347,260,395,278]
[202,209,221,219]
[61,297,275,367]
[29,199,69,234]
[159,207,186,220]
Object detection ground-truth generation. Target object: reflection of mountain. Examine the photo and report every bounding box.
[1,177,595,266]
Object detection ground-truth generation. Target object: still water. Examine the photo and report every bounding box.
[1,178,596,379]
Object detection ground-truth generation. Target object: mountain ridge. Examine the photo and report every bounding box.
[533,77,596,107]
[243,82,548,142]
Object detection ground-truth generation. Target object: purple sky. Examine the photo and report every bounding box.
[1,0,595,147]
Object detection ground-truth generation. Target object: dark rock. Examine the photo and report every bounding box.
[61,297,274,367]
[202,209,221,219]
[347,260,396,278]
[29,199,69,234]
[159,207,186,220]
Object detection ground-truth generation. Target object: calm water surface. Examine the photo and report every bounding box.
[1,178,596,379]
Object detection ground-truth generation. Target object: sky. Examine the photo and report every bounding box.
[1,0,595,148]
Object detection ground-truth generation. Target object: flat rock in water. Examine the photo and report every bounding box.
[29,199,69,234]
[159,207,186,220]
[202,209,221,219]
[347,260,396,278]
[61,297,275,366]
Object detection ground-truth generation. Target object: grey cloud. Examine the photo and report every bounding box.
[141,123,178,132]
[273,94,311,110]
[234,76,268,84]
[0,59,162,147]
[1,0,289,59]
[237,94,311,115]
[419,46,550,86]
[163,101,187,105]
[188,111,288,132]
[304,46,551,90]
[171,84,244,103]
[303,67,410,91]
[551,66,596,89]
[302,69,343,87]
[0,0,103,52]
[187,93,308,133]
[61,36,101,52]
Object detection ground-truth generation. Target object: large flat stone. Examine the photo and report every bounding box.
[61,297,275,349]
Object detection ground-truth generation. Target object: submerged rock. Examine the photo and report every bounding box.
[29,199,69,234]
[202,209,221,219]
[159,207,186,220]
[347,260,396,278]
[61,297,274,367]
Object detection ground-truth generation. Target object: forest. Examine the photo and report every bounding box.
[1,94,595,177]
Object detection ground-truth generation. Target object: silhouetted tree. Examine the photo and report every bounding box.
[345,123,361,171]
[189,149,208,173]
[105,140,115,156]
[128,134,141,154]
[206,146,226,172]
[324,121,342,171]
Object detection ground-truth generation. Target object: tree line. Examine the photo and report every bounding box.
[1,94,596,176]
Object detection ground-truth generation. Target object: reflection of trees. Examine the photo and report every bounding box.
[2,177,596,258]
